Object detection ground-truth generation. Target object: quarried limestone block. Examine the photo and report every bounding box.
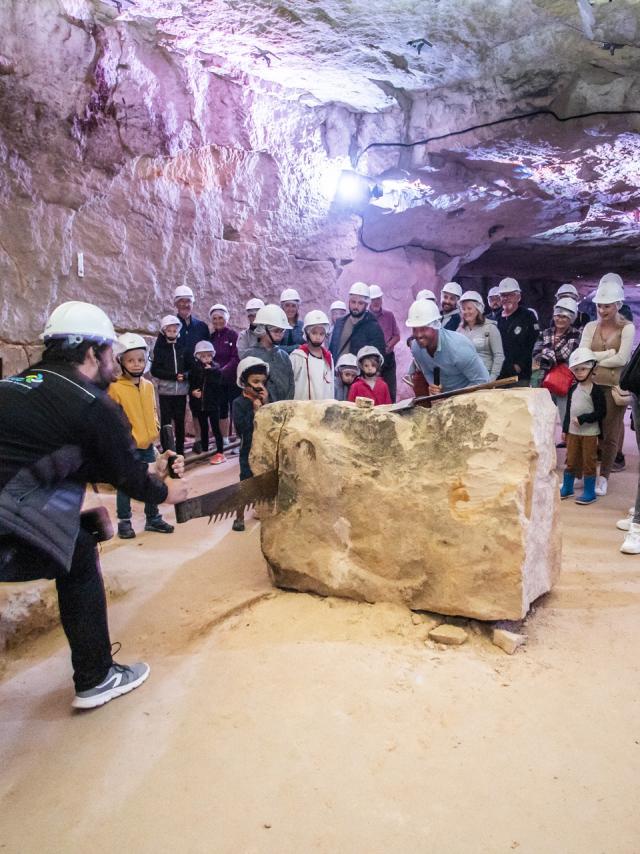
[251,390,561,621]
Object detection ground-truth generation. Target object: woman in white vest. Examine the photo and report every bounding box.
[580,273,635,496]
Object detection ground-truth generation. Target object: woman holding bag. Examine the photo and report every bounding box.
[533,296,581,436]
[580,273,635,496]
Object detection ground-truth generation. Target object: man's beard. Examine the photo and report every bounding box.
[350,309,366,319]
[94,361,118,389]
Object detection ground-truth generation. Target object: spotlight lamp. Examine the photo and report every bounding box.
[335,169,376,208]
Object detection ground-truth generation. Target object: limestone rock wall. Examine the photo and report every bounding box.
[251,391,561,621]
[2,0,640,376]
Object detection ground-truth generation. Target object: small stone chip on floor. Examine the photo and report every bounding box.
[428,624,468,645]
[492,628,526,655]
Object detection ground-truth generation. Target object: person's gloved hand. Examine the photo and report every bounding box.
[156,450,185,479]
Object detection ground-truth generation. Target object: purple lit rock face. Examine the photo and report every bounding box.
[0,0,639,377]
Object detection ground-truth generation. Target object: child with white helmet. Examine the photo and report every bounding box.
[533,296,581,436]
[347,346,391,405]
[109,333,174,538]
[334,353,359,401]
[231,357,270,532]
[242,304,295,402]
[189,340,225,465]
[290,310,335,400]
[560,347,606,505]
[150,314,188,457]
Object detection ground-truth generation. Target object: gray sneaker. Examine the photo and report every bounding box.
[72,662,150,710]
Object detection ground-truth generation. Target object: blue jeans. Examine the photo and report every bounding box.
[116,445,161,522]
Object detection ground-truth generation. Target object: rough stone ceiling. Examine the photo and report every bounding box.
[114,0,640,277]
[118,0,639,112]
[2,0,640,357]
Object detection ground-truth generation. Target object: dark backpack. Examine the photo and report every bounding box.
[619,341,640,395]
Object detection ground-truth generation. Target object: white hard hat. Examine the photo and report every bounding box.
[369,284,384,299]
[405,299,442,328]
[357,345,384,366]
[330,300,347,312]
[460,290,485,312]
[593,273,624,304]
[442,281,463,298]
[303,309,330,329]
[349,281,371,299]
[416,288,437,302]
[194,340,215,355]
[245,298,265,311]
[280,288,301,303]
[42,301,117,345]
[553,297,578,318]
[237,356,269,388]
[569,347,597,370]
[336,353,359,371]
[254,304,292,329]
[209,303,229,319]
[488,286,501,298]
[556,283,579,299]
[173,284,195,302]
[600,272,623,289]
[115,332,148,358]
[160,314,182,331]
[498,277,520,294]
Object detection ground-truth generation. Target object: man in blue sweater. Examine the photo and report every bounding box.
[406,299,489,393]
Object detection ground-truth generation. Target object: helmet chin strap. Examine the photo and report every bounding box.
[122,366,145,378]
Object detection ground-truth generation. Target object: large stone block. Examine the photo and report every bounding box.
[251,390,561,621]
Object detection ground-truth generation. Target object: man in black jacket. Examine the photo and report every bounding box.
[173,284,210,452]
[497,277,539,385]
[329,282,386,366]
[0,302,187,710]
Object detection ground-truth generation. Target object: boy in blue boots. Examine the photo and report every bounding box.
[560,347,606,505]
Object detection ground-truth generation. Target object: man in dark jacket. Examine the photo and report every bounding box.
[329,282,386,366]
[174,284,210,451]
[0,302,187,710]
[497,277,539,385]
[173,284,210,367]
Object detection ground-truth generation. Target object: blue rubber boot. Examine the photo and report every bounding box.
[575,475,597,505]
[560,471,575,500]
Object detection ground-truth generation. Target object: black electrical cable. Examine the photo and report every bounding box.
[355,106,640,253]
[359,222,454,257]
[354,107,640,167]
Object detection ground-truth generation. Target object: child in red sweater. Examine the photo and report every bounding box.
[348,346,392,406]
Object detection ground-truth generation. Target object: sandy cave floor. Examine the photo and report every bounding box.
[1,441,640,853]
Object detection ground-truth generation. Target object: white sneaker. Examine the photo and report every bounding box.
[621,523,640,555]
[616,507,635,531]
[595,475,608,496]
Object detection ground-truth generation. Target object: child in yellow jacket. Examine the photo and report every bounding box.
[108,334,174,539]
